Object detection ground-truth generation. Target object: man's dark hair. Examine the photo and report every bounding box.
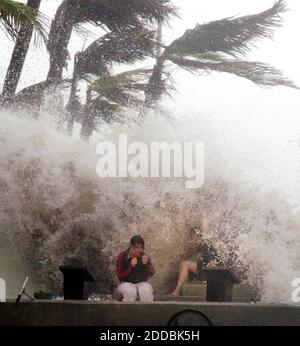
[130,235,145,248]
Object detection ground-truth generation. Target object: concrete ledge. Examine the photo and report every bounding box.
[182,282,255,302]
[0,301,300,326]
[155,296,204,302]
[182,283,206,299]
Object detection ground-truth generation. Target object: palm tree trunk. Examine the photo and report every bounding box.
[66,74,79,134]
[45,0,79,87]
[143,21,166,109]
[0,0,42,107]
[144,56,165,108]
[80,89,94,140]
[66,52,81,134]
[156,21,163,58]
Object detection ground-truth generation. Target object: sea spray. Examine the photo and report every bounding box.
[0,110,300,302]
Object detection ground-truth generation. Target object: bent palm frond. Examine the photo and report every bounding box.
[75,28,157,78]
[169,55,298,88]
[48,0,177,54]
[89,98,122,125]
[0,0,48,42]
[89,68,154,107]
[74,0,178,28]
[13,79,71,108]
[167,0,286,57]
[145,0,296,105]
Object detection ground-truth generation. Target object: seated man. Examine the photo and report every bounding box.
[168,229,218,297]
[116,235,155,302]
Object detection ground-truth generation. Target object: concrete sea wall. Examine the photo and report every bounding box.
[0,301,300,326]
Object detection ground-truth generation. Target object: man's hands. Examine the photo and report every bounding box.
[130,254,154,276]
[142,255,150,265]
[130,255,150,267]
[206,259,217,267]
[130,254,151,268]
[130,257,138,267]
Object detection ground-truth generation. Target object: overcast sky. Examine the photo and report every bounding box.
[1,0,300,205]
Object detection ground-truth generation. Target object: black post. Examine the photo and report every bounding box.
[202,266,240,302]
[59,266,95,300]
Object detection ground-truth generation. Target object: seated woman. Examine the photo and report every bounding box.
[167,229,218,297]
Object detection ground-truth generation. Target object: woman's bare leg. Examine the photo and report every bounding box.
[168,261,197,296]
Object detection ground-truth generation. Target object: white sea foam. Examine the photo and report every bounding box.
[0,108,300,302]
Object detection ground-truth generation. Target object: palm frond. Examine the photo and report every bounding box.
[169,55,298,88]
[76,28,157,78]
[89,68,154,107]
[14,79,71,108]
[48,0,177,49]
[12,80,47,108]
[90,98,121,124]
[166,0,286,57]
[46,0,177,85]
[75,0,178,28]
[0,0,48,42]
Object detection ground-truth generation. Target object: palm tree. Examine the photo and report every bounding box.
[80,68,156,138]
[0,0,47,107]
[65,26,158,135]
[77,0,297,137]
[45,0,177,87]
[9,0,176,119]
[73,0,299,139]
[9,0,297,141]
[144,0,297,107]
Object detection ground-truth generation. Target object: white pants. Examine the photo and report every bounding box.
[117,282,154,302]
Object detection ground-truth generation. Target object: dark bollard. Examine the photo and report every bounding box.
[202,266,240,302]
[59,266,95,300]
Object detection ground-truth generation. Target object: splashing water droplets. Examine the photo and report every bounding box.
[0,109,300,302]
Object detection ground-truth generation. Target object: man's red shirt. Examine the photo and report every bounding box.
[116,249,154,283]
